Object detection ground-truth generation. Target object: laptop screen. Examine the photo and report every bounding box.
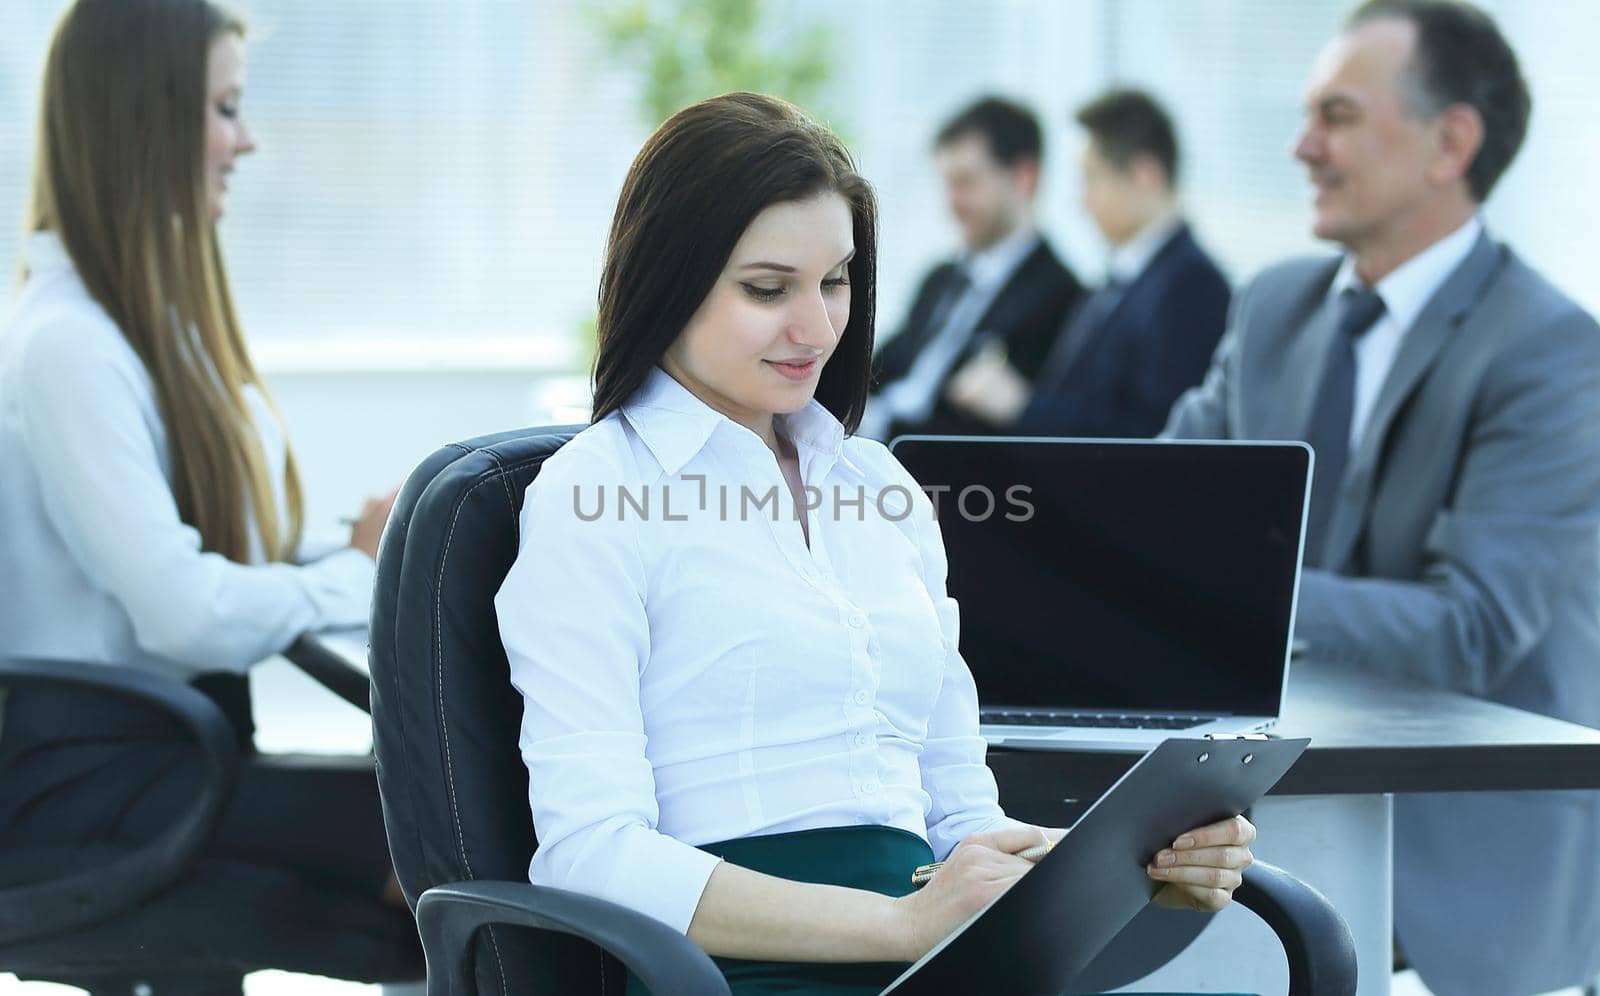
[890,438,1308,718]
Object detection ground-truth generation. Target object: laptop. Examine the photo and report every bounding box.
[889,436,1311,751]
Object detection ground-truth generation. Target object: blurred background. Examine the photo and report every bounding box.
[1,0,1595,533]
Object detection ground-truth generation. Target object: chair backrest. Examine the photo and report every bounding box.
[370,425,616,995]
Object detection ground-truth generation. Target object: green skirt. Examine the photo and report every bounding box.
[624,824,1239,996]
[626,824,930,996]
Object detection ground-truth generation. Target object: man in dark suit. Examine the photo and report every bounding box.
[1165,3,1600,993]
[1006,90,1230,437]
[861,97,1082,441]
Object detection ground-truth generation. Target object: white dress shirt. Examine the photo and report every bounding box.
[1107,210,1183,286]
[861,227,1042,437]
[0,231,374,679]
[495,366,1026,934]
[1330,216,1484,448]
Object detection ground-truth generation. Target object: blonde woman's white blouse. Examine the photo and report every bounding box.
[0,231,373,678]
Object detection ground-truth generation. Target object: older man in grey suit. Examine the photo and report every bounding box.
[1165,2,1600,994]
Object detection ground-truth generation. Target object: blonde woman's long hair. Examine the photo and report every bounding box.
[26,0,303,564]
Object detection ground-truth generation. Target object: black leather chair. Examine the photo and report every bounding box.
[0,665,422,994]
[370,425,1359,996]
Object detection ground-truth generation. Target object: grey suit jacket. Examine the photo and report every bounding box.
[1166,231,1600,995]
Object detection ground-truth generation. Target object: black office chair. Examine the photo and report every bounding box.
[370,425,1359,996]
[0,664,423,994]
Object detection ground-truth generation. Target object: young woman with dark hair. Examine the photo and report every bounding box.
[497,92,1255,995]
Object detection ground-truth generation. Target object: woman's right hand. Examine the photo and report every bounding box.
[891,828,1043,962]
[348,488,399,560]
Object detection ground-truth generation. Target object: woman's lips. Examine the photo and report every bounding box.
[767,358,818,381]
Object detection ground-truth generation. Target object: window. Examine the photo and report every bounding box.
[1,0,1593,362]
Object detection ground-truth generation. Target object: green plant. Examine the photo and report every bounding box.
[573,0,843,375]
[596,0,837,127]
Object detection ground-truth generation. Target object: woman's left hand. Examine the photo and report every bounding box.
[1147,814,1256,912]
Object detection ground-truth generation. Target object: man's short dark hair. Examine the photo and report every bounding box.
[934,96,1043,168]
[1074,88,1180,188]
[1348,0,1530,201]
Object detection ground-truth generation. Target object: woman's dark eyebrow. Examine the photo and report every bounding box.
[738,249,855,274]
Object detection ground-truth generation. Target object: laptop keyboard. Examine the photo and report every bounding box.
[980,710,1208,730]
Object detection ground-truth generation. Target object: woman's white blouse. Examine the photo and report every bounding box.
[0,231,373,678]
[495,366,1026,934]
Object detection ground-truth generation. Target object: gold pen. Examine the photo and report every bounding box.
[911,840,1053,887]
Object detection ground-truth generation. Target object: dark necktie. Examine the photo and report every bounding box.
[1303,286,1386,566]
[924,267,973,344]
[1035,277,1127,392]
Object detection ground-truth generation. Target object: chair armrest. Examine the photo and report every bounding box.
[1234,859,1358,996]
[0,659,241,945]
[416,880,731,996]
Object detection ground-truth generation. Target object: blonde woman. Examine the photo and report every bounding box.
[0,0,417,984]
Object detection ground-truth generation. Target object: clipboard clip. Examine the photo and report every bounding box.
[1203,732,1271,741]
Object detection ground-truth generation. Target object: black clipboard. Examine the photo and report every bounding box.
[883,736,1309,995]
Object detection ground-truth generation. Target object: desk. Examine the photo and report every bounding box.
[287,632,1600,995]
[285,626,371,712]
[991,662,1600,995]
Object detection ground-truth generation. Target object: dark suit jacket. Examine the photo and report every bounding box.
[1165,231,1600,995]
[872,238,1082,439]
[1018,224,1229,438]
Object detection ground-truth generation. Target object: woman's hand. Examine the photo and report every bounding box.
[891,828,1051,961]
[1147,814,1256,912]
[348,488,399,560]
